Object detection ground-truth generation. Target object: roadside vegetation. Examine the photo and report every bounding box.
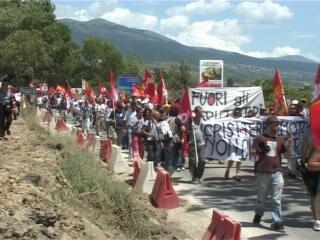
[21,107,171,239]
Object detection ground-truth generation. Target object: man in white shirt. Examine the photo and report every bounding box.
[124,101,137,157]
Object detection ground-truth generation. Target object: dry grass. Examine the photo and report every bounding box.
[22,107,164,239]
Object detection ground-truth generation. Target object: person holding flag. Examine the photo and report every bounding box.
[251,116,293,232]
[187,106,206,184]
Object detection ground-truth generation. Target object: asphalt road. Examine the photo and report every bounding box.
[61,111,318,239]
[171,159,318,239]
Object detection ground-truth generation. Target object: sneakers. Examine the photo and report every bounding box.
[252,214,261,224]
[313,220,320,231]
[191,177,197,184]
[176,167,181,172]
[270,221,285,232]
[181,167,185,171]
[224,170,230,180]
[234,175,241,181]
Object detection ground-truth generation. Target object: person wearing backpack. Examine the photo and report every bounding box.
[141,110,162,167]
[167,107,186,173]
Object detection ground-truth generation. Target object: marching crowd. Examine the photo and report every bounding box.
[1,82,320,233]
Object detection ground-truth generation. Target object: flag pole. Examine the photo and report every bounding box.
[187,88,198,168]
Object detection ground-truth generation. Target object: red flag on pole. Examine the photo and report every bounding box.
[98,82,110,97]
[178,88,192,124]
[197,78,209,87]
[109,70,118,104]
[145,83,157,103]
[272,68,288,116]
[82,80,96,104]
[143,69,157,103]
[142,69,153,86]
[132,85,145,97]
[157,69,168,105]
[65,87,73,100]
[312,65,320,101]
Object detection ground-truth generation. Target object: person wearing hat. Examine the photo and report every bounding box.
[251,116,293,232]
[0,79,14,139]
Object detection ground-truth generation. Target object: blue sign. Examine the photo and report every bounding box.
[118,77,140,93]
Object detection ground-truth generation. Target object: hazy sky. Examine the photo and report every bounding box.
[52,0,320,62]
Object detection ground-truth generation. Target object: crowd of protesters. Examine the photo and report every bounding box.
[34,89,320,232]
[1,82,319,233]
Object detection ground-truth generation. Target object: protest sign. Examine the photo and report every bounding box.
[202,116,309,161]
[199,60,223,87]
[190,87,265,120]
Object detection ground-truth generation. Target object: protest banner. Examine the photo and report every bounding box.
[199,60,224,87]
[202,116,309,161]
[190,87,265,120]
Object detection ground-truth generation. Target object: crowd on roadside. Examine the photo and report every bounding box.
[1,82,319,233]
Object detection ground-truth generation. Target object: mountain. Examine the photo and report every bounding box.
[59,18,318,85]
[265,55,316,64]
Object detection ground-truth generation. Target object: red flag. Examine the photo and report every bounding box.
[98,82,110,97]
[157,69,168,105]
[312,65,320,101]
[142,69,153,86]
[310,98,320,149]
[142,69,157,103]
[197,78,209,87]
[65,87,73,100]
[145,82,157,103]
[109,70,118,104]
[178,88,192,124]
[132,85,145,97]
[272,68,288,116]
[82,80,96,104]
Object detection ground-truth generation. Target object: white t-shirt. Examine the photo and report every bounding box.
[96,104,106,117]
[14,92,22,102]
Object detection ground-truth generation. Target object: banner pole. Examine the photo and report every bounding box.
[187,88,199,168]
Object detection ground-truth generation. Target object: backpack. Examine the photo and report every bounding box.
[167,117,181,142]
[155,120,173,141]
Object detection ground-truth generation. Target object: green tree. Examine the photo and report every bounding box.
[0,30,52,84]
[0,0,77,86]
[167,59,196,98]
[249,79,274,107]
[81,38,125,85]
[249,79,313,108]
[226,78,234,87]
[123,54,144,77]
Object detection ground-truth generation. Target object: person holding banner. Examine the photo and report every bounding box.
[188,106,206,184]
[251,116,293,232]
[224,108,242,181]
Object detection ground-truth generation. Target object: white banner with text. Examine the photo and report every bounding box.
[190,87,265,121]
[201,116,309,161]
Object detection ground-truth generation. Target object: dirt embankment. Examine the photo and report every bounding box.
[0,115,191,240]
[0,118,120,239]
